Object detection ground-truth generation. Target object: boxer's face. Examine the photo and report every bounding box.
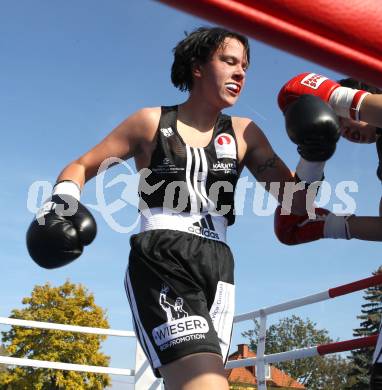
[193,38,248,108]
[340,117,378,144]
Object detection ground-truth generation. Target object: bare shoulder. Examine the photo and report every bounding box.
[231,115,253,129]
[231,116,268,162]
[125,106,161,135]
[134,106,161,122]
[231,116,263,138]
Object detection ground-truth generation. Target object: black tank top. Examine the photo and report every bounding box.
[138,105,239,225]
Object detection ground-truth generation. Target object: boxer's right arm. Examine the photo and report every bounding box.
[56,107,160,188]
[27,108,160,268]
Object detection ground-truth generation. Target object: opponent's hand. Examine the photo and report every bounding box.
[370,363,382,390]
[371,325,382,389]
[26,181,96,269]
[376,130,382,181]
[274,205,351,245]
[284,94,340,161]
[278,72,369,121]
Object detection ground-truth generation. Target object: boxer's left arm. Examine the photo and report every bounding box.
[236,118,308,216]
[237,118,382,244]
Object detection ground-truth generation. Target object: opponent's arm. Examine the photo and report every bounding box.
[370,322,382,389]
[278,89,382,243]
[361,94,382,127]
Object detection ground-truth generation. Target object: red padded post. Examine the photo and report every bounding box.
[158,0,382,87]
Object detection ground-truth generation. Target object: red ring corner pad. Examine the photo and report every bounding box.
[157,0,382,87]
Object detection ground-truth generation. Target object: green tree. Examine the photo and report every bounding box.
[0,281,110,390]
[0,344,7,373]
[345,267,382,390]
[243,315,353,389]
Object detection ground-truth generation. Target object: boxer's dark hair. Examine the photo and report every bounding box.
[338,78,382,94]
[171,27,250,92]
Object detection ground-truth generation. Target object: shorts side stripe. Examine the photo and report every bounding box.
[124,275,151,361]
[123,276,152,362]
[124,270,161,368]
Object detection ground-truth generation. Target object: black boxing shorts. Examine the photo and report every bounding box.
[124,229,235,378]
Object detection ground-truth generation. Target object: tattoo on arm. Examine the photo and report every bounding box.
[255,154,280,174]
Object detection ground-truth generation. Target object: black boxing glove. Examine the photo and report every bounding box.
[284,94,341,162]
[26,180,97,269]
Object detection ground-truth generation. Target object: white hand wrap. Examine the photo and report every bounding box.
[296,158,325,183]
[52,180,81,201]
[323,213,352,239]
[329,87,370,121]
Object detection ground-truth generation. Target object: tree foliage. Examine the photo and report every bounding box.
[242,315,353,389]
[0,281,110,390]
[0,345,7,373]
[345,266,382,389]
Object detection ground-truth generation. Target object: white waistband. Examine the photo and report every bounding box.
[139,208,227,243]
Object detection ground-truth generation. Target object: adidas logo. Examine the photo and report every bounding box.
[188,215,219,239]
[160,127,174,137]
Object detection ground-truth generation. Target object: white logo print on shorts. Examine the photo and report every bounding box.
[152,285,209,350]
[159,285,188,321]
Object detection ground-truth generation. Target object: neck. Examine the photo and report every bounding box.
[178,93,221,132]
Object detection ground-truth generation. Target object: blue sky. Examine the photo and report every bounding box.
[1,0,381,388]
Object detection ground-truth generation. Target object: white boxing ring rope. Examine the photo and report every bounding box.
[0,319,136,377]
[0,317,163,388]
[0,356,133,377]
[1,274,381,390]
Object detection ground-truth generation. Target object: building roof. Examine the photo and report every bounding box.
[226,344,305,389]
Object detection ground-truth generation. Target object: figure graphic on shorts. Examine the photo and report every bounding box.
[159,285,188,321]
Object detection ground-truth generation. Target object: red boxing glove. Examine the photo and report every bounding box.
[274,205,351,245]
[278,73,369,121]
[274,205,328,245]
